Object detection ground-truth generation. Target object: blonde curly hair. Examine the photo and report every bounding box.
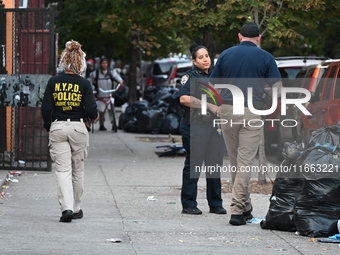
[58,40,86,75]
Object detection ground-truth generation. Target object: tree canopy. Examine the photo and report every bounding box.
[56,0,340,101]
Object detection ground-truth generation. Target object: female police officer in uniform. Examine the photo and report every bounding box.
[41,40,99,222]
[179,43,226,215]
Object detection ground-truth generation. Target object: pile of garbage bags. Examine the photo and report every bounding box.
[119,86,183,134]
[261,125,340,237]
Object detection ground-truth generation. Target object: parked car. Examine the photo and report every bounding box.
[146,58,193,87]
[299,60,340,146]
[277,60,339,150]
[264,56,330,155]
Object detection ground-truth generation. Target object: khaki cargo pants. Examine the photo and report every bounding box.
[49,120,89,213]
[219,104,262,215]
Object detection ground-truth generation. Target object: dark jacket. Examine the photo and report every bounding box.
[41,73,98,131]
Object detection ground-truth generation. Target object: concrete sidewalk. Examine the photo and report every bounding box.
[0,127,338,255]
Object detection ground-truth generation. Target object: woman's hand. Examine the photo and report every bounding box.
[93,113,100,122]
[208,104,220,116]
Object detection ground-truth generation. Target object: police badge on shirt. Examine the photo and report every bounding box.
[181,75,189,85]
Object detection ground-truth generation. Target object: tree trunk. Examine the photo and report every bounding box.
[203,0,217,63]
[128,30,139,103]
[203,30,215,66]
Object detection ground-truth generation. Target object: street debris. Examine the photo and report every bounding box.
[318,235,340,243]
[18,160,25,165]
[6,178,18,183]
[155,143,185,157]
[248,218,265,224]
[147,196,157,201]
[8,171,21,177]
[106,238,122,243]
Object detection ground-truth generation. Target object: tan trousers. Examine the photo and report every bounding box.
[49,120,89,213]
[220,104,262,215]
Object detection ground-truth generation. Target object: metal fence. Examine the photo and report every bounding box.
[0,7,56,171]
[0,7,56,75]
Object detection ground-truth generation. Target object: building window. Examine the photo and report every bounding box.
[19,0,28,8]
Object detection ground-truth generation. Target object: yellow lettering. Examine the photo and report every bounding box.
[53,93,58,101]
[55,101,66,106]
[62,83,67,90]
[63,92,69,100]
[62,106,72,111]
[74,84,79,92]
[67,101,80,106]
[55,83,60,91]
[71,93,77,101]
[68,83,73,91]
[77,94,82,101]
[57,92,63,101]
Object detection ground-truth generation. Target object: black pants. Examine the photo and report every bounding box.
[180,119,226,209]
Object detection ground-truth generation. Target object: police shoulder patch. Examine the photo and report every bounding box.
[181,75,189,85]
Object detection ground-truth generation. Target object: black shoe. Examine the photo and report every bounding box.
[243,206,253,221]
[60,210,73,223]
[99,125,107,131]
[229,215,246,225]
[73,209,83,219]
[209,206,227,214]
[182,207,202,215]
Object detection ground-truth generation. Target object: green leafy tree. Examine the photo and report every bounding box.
[56,0,339,103]
[56,0,125,59]
[101,0,187,102]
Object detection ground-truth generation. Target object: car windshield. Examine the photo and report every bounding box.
[279,67,302,87]
[152,62,175,75]
[279,68,301,79]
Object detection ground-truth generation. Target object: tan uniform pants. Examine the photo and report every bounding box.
[49,120,89,213]
[220,104,262,215]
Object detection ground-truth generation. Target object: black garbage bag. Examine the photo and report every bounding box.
[260,151,303,232]
[282,142,305,161]
[122,101,149,133]
[167,89,183,117]
[122,116,138,133]
[143,86,159,102]
[308,125,340,148]
[124,100,149,118]
[294,146,340,237]
[114,85,129,106]
[160,113,180,134]
[118,112,125,129]
[150,99,169,112]
[149,87,173,107]
[137,109,164,134]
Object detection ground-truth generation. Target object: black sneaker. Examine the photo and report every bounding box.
[60,210,73,223]
[209,206,227,214]
[99,125,107,131]
[243,207,253,221]
[73,209,83,219]
[229,215,246,225]
[182,207,202,215]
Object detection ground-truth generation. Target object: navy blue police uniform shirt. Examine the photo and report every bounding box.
[179,66,211,98]
[179,65,212,133]
[210,41,281,105]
